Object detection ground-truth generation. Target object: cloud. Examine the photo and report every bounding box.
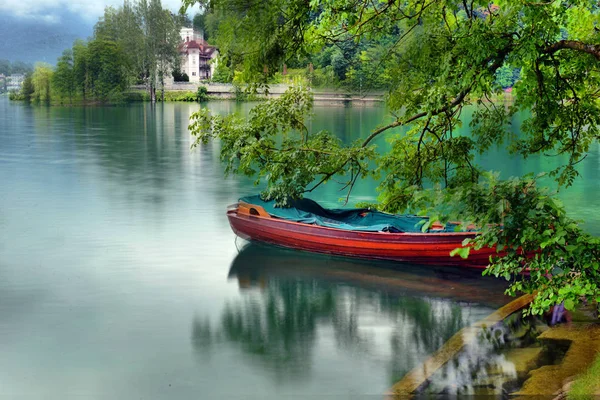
[0,0,199,24]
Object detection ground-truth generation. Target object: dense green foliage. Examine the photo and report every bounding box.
[210,57,234,83]
[197,85,208,101]
[20,74,34,101]
[495,65,520,89]
[31,63,53,103]
[186,0,600,315]
[18,40,130,104]
[192,13,211,42]
[53,50,76,103]
[188,3,519,90]
[94,0,182,101]
[12,0,182,104]
[172,70,190,82]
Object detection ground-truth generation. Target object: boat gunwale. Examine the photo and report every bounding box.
[227,208,482,239]
[227,208,496,267]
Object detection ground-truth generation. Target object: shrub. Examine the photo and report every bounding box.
[8,91,25,101]
[173,70,190,82]
[123,91,150,102]
[160,91,197,102]
[197,86,208,102]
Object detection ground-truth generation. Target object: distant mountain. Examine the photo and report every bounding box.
[0,12,92,65]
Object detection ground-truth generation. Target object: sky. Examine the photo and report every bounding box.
[0,0,199,64]
[0,0,197,24]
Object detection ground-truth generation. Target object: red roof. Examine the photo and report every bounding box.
[179,40,217,57]
[185,41,200,49]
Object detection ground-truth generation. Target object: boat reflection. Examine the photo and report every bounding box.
[191,243,513,387]
[227,243,511,307]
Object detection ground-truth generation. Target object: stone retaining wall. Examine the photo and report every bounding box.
[132,83,384,103]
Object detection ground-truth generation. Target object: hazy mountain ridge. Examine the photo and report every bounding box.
[0,13,91,65]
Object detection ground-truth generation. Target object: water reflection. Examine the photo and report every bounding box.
[2,97,596,397]
[17,100,600,234]
[191,244,510,386]
[419,314,556,397]
[227,244,511,306]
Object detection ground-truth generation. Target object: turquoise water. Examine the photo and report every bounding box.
[0,96,596,398]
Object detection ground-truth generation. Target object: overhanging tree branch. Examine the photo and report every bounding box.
[544,40,600,60]
[361,86,473,147]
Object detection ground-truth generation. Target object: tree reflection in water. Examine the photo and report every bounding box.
[191,244,508,385]
[383,295,468,381]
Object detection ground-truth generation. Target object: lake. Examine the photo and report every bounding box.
[0,96,597,398]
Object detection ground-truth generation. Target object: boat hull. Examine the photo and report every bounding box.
[227,210,496,269]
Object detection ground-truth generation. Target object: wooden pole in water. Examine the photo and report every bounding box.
[386,294,535,399]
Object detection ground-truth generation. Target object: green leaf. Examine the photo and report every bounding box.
[450,247,470,259]
[564,298,575,311]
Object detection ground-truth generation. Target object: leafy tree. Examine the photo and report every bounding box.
[211,56,233,83]
[185,0,600,315]
[53,49,75,103]
[20,73,34,102]
[31,63,54,103]
[153,7,181,101]
[495,64,516,89]
[95,0,181,101]
[204,9,224,45]
[136,0,182,101]
[87,39,129,101]
[193,12,209,41]
[94,6,121,40]
[172,69,189,81]
[330,48,350,81]
[197,85,208,101]
[181,0,312,83]
[95,1,145,86]
[72,40,90,101]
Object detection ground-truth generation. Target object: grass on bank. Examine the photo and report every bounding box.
[9,89,210,104]
[8,85,259,104]
[569,355,600,399]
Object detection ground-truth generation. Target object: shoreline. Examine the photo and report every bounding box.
[8,83,517,106]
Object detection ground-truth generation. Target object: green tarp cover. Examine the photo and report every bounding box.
[240,195,460,233]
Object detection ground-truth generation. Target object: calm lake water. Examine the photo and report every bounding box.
[0,96,598,398]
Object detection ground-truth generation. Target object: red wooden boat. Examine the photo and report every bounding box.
[227,197,497,269]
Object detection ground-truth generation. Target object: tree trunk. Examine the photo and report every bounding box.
[160,71,164,102]
[151,85,156,103]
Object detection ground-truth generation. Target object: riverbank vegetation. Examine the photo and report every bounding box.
[125,86,210,102]
[569,355,600,399]
[192,5,520,91]
[11,0,182,105]
[186,0,600,318]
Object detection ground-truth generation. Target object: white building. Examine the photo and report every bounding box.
[179,28,218,82]
[7,74,25,92]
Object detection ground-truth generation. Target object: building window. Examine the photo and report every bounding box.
[192,72,196,76]
[192,57,196,65]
